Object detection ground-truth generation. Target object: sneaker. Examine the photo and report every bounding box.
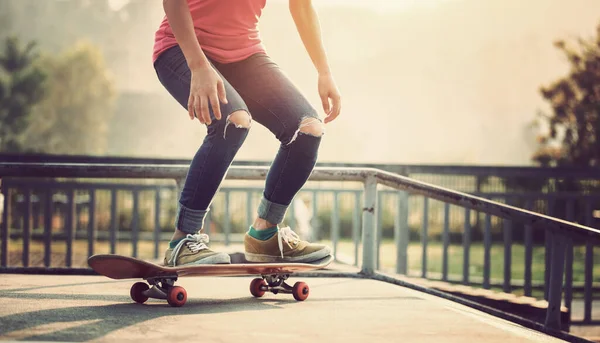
[164,233,231,266]
[244,226,331,263]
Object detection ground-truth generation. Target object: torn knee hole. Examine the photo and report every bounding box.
[298,119,324,137]
[286,118,324,145]
[226,110,252,129]
[223,110,251,139]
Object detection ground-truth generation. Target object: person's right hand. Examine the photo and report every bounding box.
[188,65,228,125]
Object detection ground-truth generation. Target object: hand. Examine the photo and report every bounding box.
[188,65,228,125]
[318,73,341,123]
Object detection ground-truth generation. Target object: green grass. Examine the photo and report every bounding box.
[323,239,600,285]
[7,237,600,300]
[5,239,233,268]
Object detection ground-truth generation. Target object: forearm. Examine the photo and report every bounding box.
[163,0,209,70]
[289,0,331,76]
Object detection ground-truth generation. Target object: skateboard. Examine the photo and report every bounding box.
[87,254,333,307]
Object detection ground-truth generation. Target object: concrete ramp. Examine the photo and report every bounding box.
[0,274,565,342]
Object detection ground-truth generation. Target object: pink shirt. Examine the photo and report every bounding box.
[153,0,267,64]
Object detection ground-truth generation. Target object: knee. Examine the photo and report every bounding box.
[227,110,252,129]
[284,117,324,146]
[298,118,324,137]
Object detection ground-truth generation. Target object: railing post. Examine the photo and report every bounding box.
[503,217,512,293]
[224,191,231,246]
[376,192,383,269]
[463,208,471,285]
[1,182,10,267]
[131,190,140,258]
[353,191,361,266]
[311,191,319,241]
[442,202,450,281]
[361,174,377,275]
[524,200,533,297]
[544,198,555,300]
[23,188,31,267]
[246,191,253,231]
[44,190,52,267]
[66,189,75,267]
[395,191,409,275]
[288,196,296,228]
[421,197,429,278]
[584,200,594,323]
[87,189,96,257]
[331,191,339,260]
[564,199,575,323]
[483,214,491,289]
[154,188,161,259]
[109,189,117,254]
[545,230,567,331]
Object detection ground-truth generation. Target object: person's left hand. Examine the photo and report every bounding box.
[318,73,341,123]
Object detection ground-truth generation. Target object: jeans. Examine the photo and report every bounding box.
[154,45,322,234]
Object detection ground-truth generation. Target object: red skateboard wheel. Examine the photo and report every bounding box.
[292,282,309,301]
[250,278,267,297]
[130,282,149,304]
[167,286,187,307]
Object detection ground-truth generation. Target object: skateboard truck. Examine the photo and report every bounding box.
[143,276,178,300]
[129,275,189,307]
[129,273,310,307]
[250,274,310,301]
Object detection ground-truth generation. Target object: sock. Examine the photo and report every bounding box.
[169,237,184,249]
[248,225,278,241]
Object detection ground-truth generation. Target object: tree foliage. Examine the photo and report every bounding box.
[0,36,46,152]
[23,42,116,154]
[0,36,116,154]
[534,23,600,168]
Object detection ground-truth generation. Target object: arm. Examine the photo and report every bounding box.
[163,0,227,124]
[289,0,341,122]
[163,0,208,70]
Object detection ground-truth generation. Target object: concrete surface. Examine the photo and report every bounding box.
[0,273,567,343]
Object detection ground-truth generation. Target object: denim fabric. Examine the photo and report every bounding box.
[154,45,322,233]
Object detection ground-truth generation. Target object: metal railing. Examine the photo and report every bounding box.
[1,162,599,336]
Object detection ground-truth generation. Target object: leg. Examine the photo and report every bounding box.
[253,117,324,229]
[154,45,251,265]
[215,53,330,262]
[172,108,251,240]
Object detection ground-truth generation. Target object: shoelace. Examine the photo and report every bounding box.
[277,226,300,258]
[169,233,210,266]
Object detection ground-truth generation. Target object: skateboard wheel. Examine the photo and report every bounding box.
[167,286,187,307]
[250,278,266,297]
[130,282,149,304]
[292,282,309,301]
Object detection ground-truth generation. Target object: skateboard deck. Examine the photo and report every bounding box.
[88,254,333,307]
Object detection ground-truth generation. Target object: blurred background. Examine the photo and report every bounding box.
[1,0,599,166]
[1,0,600,331]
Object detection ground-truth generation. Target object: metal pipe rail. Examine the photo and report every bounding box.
[1,162,599,332]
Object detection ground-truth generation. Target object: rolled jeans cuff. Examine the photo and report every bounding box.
[257,197,288,225]
[175,202,208,234]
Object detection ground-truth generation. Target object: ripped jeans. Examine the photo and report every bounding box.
[154,45,322,234]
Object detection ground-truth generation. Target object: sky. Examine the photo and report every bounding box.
[101,0,600,166]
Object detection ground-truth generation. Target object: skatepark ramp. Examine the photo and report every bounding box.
[1,162,599,342]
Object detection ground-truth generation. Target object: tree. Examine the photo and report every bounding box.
[23,41,116,155]
[0,36,46,152]
[529,23,600,229]
[534,23,600,168]
[0,0,121,54]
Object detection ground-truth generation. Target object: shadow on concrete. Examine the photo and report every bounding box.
[0,280,125,293]
[0,296,279,341]
[0,278,424,341]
